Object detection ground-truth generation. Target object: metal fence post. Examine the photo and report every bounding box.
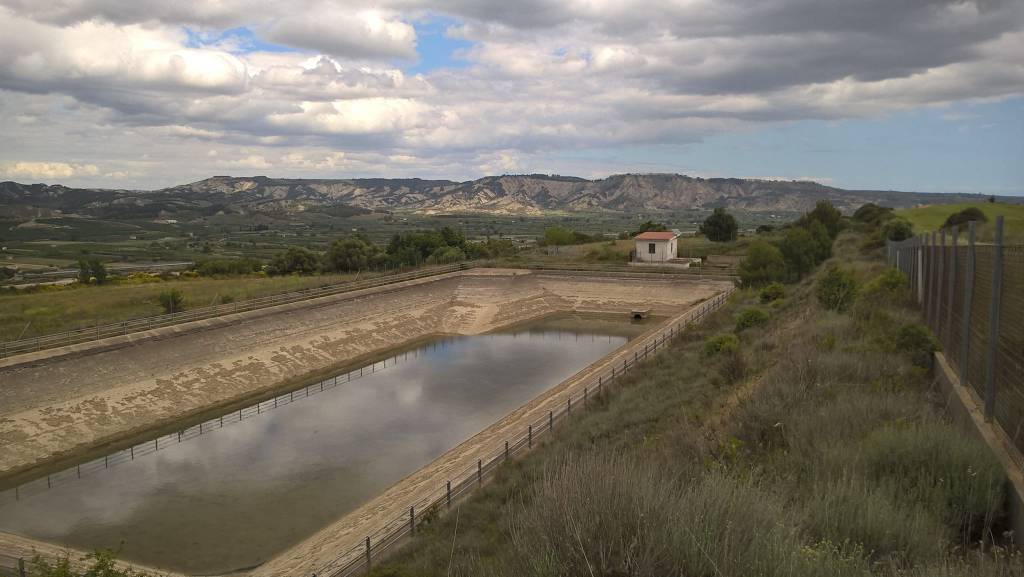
[984,216,1004,422]
[477,459,482,485]
[505,440,509,460]
[549,410,553,430]
[928,231,938,331]
[446,480,452,508]
[365,536,371,568]
[410,506,415,535]
[960,222,976,387]
[948,225,958,345]
[938,229,946,342]
[528,424,533,448]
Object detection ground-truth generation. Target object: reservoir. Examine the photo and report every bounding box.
[0,315,645,574]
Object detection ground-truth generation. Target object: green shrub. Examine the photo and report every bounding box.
[893,323,939,368]
[739,240,786,286]
[704,333,740,357]
[883,218,914,241]
[195,258,263,276]
[157,288,185,314]
[760,282,786,303]
[267,246,320,275]
[736,308,770,331]
[817,265,858,312]
[942,207,987,229]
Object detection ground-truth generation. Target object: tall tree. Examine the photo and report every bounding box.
[700,208,738,242]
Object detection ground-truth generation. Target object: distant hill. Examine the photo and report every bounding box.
[1,174,1016,218]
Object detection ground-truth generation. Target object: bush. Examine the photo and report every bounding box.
[77,258,108,284]
[325,235,384,272]
[893,323,939,368]
[853,269,909,323]
[195,258,262,276]
[942,207,987,229]
[883,218,914,241]
[157,289,185,314]
[853,203,894,226]
[267,246,320,275]
[736,308,770,331]
[760,282,785,303]
[704,333,740,357]
[700,208,738,242]
[738,240,786,286]
[817,265,858,312]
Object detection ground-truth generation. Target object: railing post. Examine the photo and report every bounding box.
[365,536,371,569]
[505,440,509,460]
[410,506,415,535]
[477,459,482,485]
[549,410,553,430]
[984,216,1004,422]
[528,424,533,448]
[960,222,976,387]
[446,480,452,508]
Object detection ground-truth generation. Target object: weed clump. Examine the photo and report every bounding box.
[817,265,858,312]
[736,307,770,331]
[760,281,786,303]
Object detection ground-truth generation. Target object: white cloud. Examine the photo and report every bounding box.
[2,161,100,180]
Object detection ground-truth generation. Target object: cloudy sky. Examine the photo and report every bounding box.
[0,0,1021,193]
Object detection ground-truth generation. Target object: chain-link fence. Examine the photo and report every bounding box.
[888,217,1023,454]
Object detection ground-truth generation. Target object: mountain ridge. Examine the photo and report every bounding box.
[1,173,1015,219]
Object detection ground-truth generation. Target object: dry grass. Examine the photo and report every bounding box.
[368,227,1017,577]
[0,272,366,341]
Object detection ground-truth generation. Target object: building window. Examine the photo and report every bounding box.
[648,243,656,254]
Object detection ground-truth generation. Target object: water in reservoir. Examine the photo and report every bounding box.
[0,315,647,574]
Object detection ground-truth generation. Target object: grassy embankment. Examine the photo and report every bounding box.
[0,272,368,342]
[365,224,1019,577]
[897,202,1024,243]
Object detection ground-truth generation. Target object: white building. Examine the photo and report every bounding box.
[634,231,679,263]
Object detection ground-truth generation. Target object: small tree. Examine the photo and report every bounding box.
[90,259,108,285]
[700,208,738,242]
[267,246,320,275]
[804,201,843,238]
[817,265,858,312]
[325,235,383,272]
[738,240,786,286]
[629,220,668,236]
[158,289,185,314]
[779,227,818,279]
[78,259,92,284]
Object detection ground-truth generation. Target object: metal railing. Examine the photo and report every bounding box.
[314,287,735,577]
[888,216,1022,456]
[0,261,467,359]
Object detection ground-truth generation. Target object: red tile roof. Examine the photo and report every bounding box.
[634,231,678,240]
